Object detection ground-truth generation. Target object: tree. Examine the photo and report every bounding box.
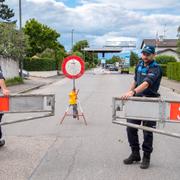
[36,48,55,59]
[130,51,139,66]
[72,40,98,65]
[72,51,84,58]
[54,47,66,72]
[72,40,88,52]
[106,55,122,64]
[0,0,14,22]
[23,19,61,57]
[177,26,180,59]
[0,22,29,59]
[177,26,180,38]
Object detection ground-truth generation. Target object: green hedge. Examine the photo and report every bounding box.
[155,55,177,64]
[167,62,180,81]
[160,64,167,76]
[24,57,57,71]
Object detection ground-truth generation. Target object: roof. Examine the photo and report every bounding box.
[82,47,122,53]
[157,48,177,54]
[141,39,178,49]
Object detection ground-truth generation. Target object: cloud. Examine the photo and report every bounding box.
[6,0,180,50]
[81,0,180,10]
[27,0,55,3]
[86,32,137,47]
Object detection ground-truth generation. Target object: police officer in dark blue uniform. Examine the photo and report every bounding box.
[121,45,162,169]
[0,65,10,147]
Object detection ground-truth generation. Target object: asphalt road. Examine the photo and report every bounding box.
[1,69,180,180]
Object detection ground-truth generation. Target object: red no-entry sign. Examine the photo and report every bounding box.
[61,56,85,79]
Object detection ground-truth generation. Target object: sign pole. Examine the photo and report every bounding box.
[60,55,87,125]
[73,79,75,90]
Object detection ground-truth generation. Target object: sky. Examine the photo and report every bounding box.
[5,0,180,56]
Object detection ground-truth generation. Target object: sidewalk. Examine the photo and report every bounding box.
[8,72,64,94]
[29,71,62,78]
[161,77,180,94]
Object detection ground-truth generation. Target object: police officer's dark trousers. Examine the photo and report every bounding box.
[0,114,3,139]
[127,119,156,153]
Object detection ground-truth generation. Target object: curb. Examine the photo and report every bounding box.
[29,74,64,79]
[17,79,60,94]
[18,84,46,94]
[161,85,180,94]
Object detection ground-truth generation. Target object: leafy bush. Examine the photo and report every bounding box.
[167,62,180,81]
[160,64,167,76]
[155,55,177,64]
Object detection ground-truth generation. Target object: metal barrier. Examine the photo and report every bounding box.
[0,94,55,126]
[112,97,180,138]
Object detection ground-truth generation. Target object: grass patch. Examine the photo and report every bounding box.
[5,77,24,86]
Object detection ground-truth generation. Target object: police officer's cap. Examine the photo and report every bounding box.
[142,45,155,55]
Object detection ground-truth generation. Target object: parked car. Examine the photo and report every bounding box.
[19,69,29,78]
[109,64,118,71]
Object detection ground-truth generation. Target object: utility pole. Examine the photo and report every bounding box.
[71,29,75,89]
[71,29,74,51]
[19,0,23,78]
[155,31,159,48]
[19,0,22,29]
[163,24,167,39]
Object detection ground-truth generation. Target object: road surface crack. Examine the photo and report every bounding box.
[28,137,58,180]
[63,139,82,180]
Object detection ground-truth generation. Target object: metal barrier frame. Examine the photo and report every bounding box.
[112,97,180,139]
[0,94,55,126]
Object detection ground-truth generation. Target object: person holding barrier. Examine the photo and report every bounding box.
[0,66,10,147]
[121,45,162,169]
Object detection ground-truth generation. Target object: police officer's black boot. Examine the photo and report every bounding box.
[123,151,141,164]
[140,152,150,169]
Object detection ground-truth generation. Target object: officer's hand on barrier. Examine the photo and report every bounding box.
[121,91,134,100]
[2,88,10,96]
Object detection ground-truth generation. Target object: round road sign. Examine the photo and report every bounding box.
[61,55,85,79]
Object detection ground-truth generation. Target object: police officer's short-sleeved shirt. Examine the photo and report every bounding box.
[0,66,4,80]
[134,59,162,97]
